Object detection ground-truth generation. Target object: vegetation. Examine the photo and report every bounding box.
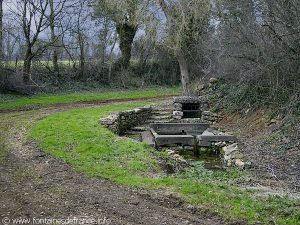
[1,0,299,223]
[0,87,179,110]
[30,104,300,225]
[1,0,299,106]
[158,0,210,95]
[206,80,295,114]
[93,0,142,69]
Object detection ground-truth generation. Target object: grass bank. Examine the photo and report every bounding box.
[0,87,179,111]
[30,103,300,225]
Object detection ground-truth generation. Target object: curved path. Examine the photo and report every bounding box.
[0,99,225,225]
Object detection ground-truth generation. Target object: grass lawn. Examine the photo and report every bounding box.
[0,87,180,110]
[30,102,300,225]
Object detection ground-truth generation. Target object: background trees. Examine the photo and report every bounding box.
[0,0,299,106]
[210,0,300,104]
[93,0,147,69]
[49,0,67,75]
[158,0,210,95]
[16,0,50,83]
[0,0,3,59]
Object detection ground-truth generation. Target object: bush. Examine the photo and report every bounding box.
[207,79,297,114]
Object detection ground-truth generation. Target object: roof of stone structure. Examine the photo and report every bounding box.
[173,96,200,104]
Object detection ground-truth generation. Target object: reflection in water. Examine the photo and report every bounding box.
[179,147,224,170]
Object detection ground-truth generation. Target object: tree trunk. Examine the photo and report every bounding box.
[158,0,192,95]
[176,50,191,96]
[49,0,59,75]
[100,17,109,67]
[0,0,3,59]
[116,23,137,69]
[23,47,32,84]
[79,52,85,80]
[78,32,85,80]
[52,47,59,73]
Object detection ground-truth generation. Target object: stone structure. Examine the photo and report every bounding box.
[150,123,236,148]
[222,143,245,168]
[100,100,245,169]
[201,111,223,124]
[198,96,210,111]
[100,106,152,135]
[173,96,201,120]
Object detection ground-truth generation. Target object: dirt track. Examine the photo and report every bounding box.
[0,100,226,225]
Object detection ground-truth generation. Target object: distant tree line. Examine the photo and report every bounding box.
[0,0,299,102]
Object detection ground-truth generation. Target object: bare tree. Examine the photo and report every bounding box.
[0,0,3,59]
[76,2,86,80]
[48,0,71,76]
[157,0,210,95]
[49,0,59,74]
[63,0,91,80]
[3,21,22,62]
[7,0,50,83]
[94,0,149,69]
[213,0,300,102]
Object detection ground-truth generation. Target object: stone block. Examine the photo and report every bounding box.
[230,152,243,159]
[202,111,211,116]
[209,77,218,84]
[173,111,183,116]
[202,130,215,136]
[234,159,245,168]
[222,143,239,157]
[100,114,118,125]
[181,118,202,123]
[173,103,182,110]
[174,96,200,104]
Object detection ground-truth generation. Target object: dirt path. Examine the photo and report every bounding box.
[0,100,225,225]
[0,95,176,113]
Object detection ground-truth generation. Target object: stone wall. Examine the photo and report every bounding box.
[100,106,152,135]
[201,111,223,124]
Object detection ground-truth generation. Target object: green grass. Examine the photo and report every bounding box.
[30,102,300,225]
[0,87,180,110]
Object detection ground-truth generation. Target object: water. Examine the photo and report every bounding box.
[125,132,224,170]
[179,147,224,170]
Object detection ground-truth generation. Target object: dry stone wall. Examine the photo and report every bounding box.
[100,106,152,135]
[201,111,223,124]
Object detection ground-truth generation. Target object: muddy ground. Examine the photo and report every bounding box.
[217,110,300,193]
[0,100,228,225]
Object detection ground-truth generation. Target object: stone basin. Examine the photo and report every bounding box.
[149,123,236,148]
